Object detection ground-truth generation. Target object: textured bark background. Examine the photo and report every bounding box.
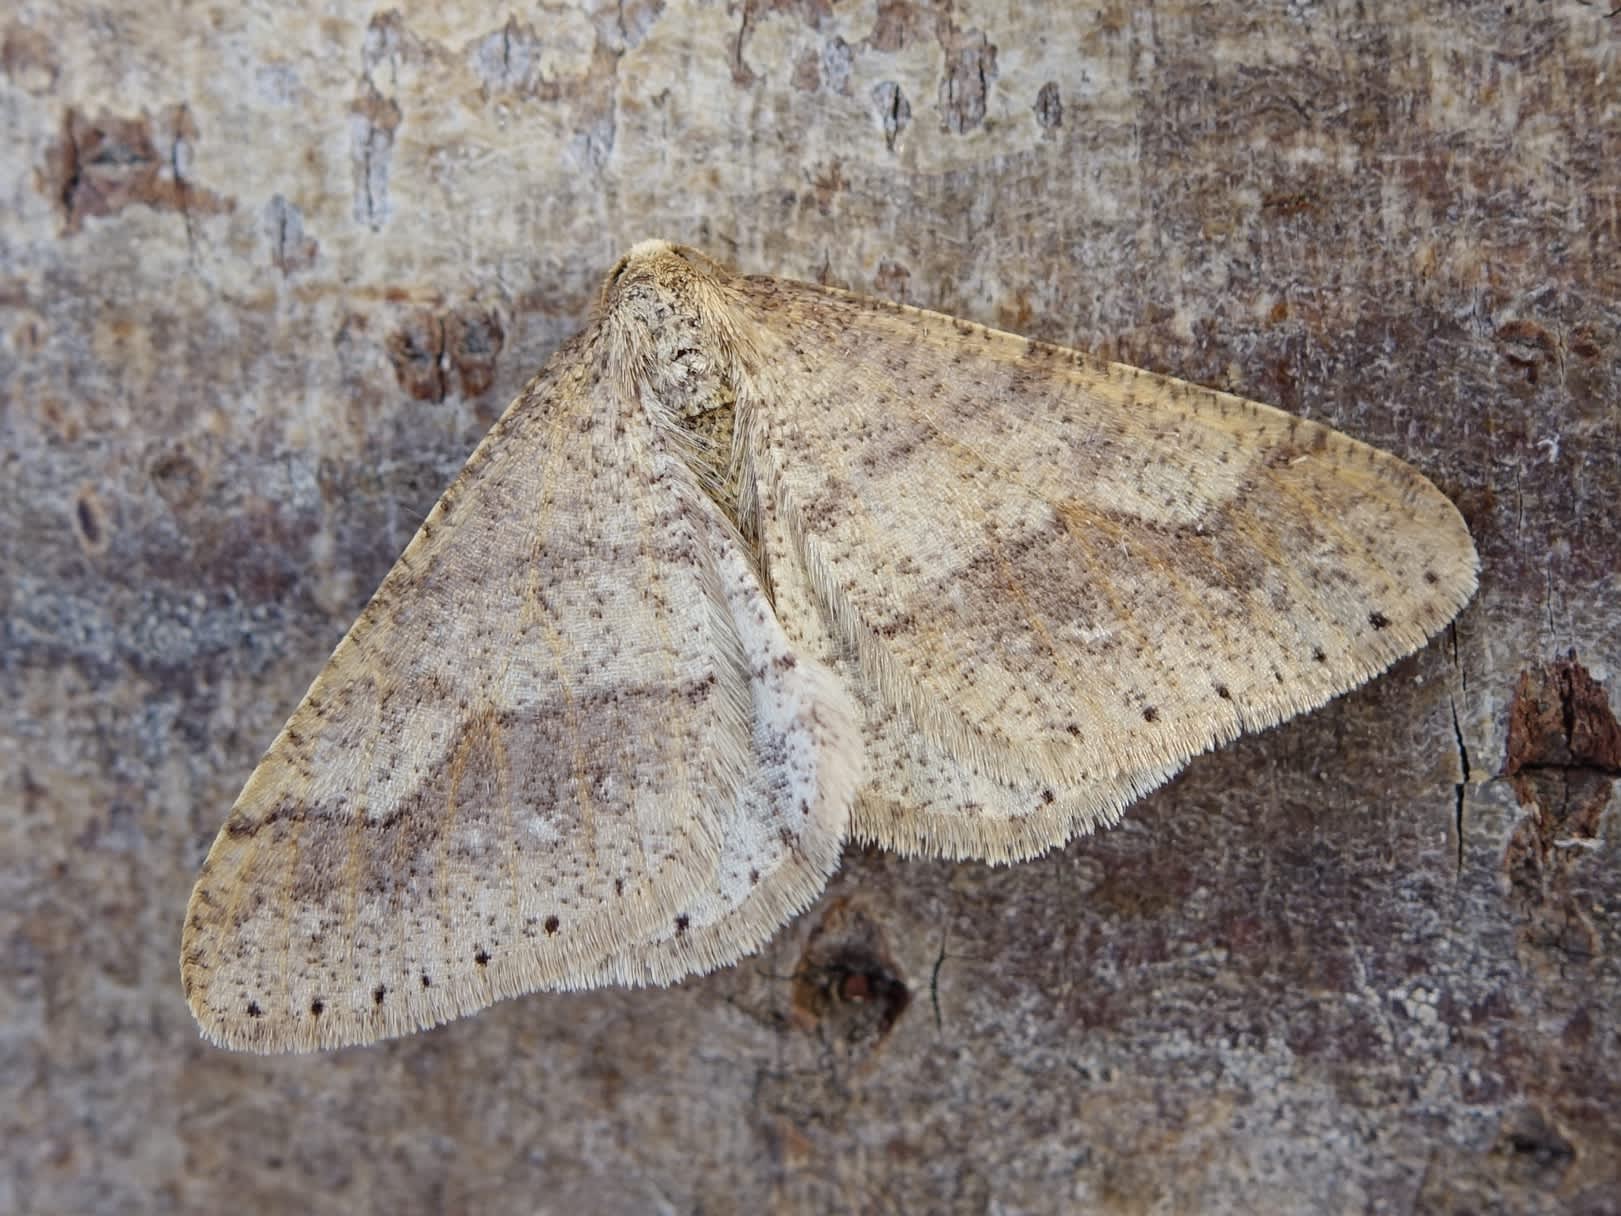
[2,1,1617,1212]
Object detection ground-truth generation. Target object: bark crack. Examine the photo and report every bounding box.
[929,928,948,1033]
[1451,695,1471,871]
[169,112,198,254]
[1449,623,1471,871]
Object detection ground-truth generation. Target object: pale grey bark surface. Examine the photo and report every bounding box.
[2,2,1617,1212]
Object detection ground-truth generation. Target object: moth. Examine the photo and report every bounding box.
[182,241,1478,1052]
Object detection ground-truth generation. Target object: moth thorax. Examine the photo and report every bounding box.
[645,313,729,413]
[641,312,733,454]
[651,332,745,530]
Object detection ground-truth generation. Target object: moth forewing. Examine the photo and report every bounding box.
[182,293,855,1052]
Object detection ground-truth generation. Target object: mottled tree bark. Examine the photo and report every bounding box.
[2,2,1616,1212]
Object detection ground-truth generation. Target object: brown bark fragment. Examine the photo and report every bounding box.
[41,107,232,233]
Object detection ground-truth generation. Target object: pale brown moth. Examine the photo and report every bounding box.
[182,241,1478,1052]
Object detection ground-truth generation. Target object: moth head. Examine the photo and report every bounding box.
[599,241,756,419]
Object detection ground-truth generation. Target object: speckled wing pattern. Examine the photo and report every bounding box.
[730,272,1478,861]
[183,240,1477,1051]
[755,486,1185,863]
[182,315,860,1052]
